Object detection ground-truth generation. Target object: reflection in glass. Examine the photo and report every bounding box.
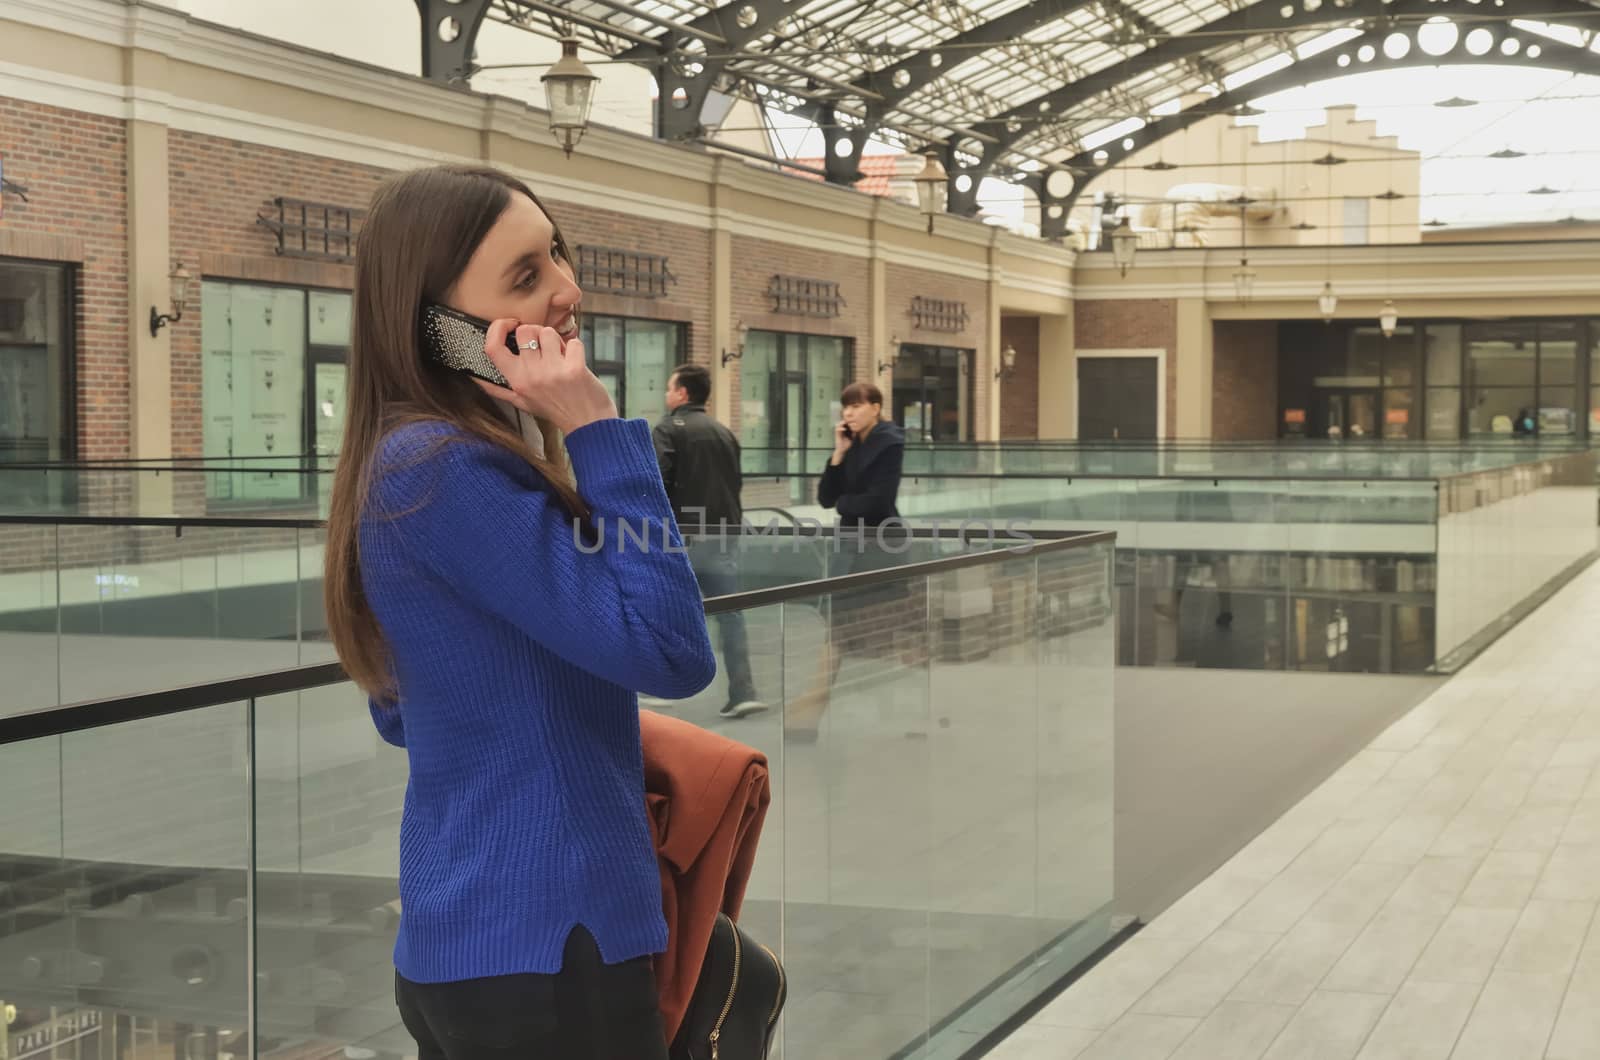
[1539,322,1578,385]
[1467,322,1537,388]
[1467,386,1536,436]
[0,706,250,1060]
[1383,387,1415,439]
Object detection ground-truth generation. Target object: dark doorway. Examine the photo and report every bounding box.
[1078,356,1159,440]
[893,343,973,441]
[1314,389,1381,441]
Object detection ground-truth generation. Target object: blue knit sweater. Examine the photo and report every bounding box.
[359,417,716,982]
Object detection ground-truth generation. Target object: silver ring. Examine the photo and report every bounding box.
[519,340,540,351]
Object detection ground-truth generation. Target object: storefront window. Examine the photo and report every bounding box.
[740,330,781,470]
[805,336,848,450]
[624,320,676,423]
[738,329,853,475]
[1288,318,1599,441]
[202,281,352,501]
[1538,322,1579,434]
[1466,323,1537,436]
[1590,323,1600,435]
[894,343,975,442]
[0,259,72,467]
[578,314,682,422]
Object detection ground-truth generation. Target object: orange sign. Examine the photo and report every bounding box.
[1284,408,1307,424]
[1386,409,1409,425]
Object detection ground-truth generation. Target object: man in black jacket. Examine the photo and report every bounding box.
[651,364,767,719]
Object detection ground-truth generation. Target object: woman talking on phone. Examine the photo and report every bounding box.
[323,164,715,1059]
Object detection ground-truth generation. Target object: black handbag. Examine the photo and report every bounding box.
[671,913,786,1060]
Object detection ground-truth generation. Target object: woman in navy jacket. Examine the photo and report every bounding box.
[788,383,906,741]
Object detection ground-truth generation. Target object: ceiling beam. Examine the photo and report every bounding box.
[1029,17,1600,238]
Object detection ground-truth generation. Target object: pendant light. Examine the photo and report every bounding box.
[1379,299,1399,338]
[1318,282,1338,323]
[541,37,600,158]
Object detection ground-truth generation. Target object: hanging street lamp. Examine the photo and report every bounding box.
[1110,216,1138,277]
[1318,282,1338,323]
[914,148,949,235]
[541,37,600,158]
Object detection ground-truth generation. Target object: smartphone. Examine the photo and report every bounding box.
[420,303,518,387]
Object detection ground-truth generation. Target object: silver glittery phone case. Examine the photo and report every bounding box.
[420,303,517,387]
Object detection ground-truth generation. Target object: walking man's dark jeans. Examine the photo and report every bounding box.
[689,544,758,708]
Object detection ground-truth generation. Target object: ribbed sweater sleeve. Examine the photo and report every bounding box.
[370,418,716,699]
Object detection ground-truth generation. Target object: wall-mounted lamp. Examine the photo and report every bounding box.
[995,344,1018,379]
[877,334,901,375]
[720,319,749,367]
[149,262,192,338]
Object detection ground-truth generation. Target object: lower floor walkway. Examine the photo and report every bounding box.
[995,561,1600,1060]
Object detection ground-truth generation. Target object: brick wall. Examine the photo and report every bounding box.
[999,316,1040,439]
[1213,320,1279,441]
[0,98,129,459]
[728,234,870,436]
[166,131,390,457]
[884,263,991,439]
[1074,299,1178,438]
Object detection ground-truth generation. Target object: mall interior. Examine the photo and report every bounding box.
[3,0,1600,1057]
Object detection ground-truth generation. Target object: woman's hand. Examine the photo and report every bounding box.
[830,421,853,466]
[476,320,618,435]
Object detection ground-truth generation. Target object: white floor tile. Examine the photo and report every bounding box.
[1533,843,1600,902]
[987,1023,1100,1060]
[1133,930,1280,1019]
[1033,935,1204,1031]
[1167,1001,1295,1060]
[1493,899,1595,975]
[1321,906,1446,995]
[1230,919,1367,1008]
[1456,849,1546,911]
[1448,969,1567,1060]
[1260,991,1389,1060]
[1354,980,1479,1060]
[1544,960,1600,1060]
[1075,1014,1199,1060]
[1407,906,1519,986]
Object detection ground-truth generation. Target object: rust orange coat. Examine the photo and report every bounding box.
[639,709,772,1044]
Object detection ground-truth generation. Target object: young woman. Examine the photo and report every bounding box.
[786,383,906,741]
[324,164,716,1059]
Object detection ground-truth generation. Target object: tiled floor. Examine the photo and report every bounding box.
[992,560,1600,1060]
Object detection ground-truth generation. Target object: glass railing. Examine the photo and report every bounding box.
[1434,451,1600,669]
[0,530,1117,1060]
[5,440,1592,519]
[0,519,1011,717]
[745,438,1595,479]
[3,444,1594,679]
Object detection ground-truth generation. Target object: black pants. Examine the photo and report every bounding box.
[394,927,670,1060]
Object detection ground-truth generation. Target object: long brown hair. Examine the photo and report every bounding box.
[325,164,589,704]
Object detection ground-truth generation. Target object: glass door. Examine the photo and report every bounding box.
[1316,390,1379,440]
[1346,391,1379,440]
